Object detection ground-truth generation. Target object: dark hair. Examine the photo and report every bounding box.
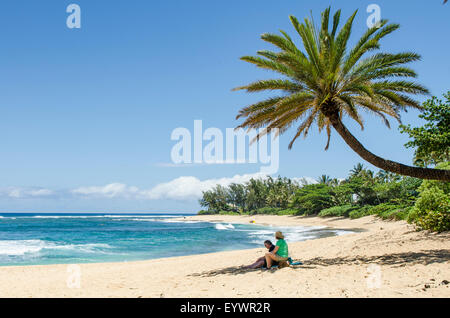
[264,240,273,246]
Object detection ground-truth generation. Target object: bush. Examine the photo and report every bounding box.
[349,206,373,219]
[318,205,358,217]
[367,203,410,220]
[408,162,450,232]
[276,208,298,215]
[218,210,241,215]
[408,186,450,232]
[291,184,334,215]
[197,210,214,215]
[381,206,412,221]
[254,207,281,214]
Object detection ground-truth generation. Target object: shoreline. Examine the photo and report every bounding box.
[174,214,374,229]
[0,215,448,298]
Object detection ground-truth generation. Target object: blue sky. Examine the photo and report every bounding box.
[0,0,448,213]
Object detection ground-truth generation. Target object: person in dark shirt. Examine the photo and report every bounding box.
[243,240,278,269]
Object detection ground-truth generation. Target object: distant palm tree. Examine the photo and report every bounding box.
[376,169,401,183]
[330,178,341,187]
[234,7,449,181]
[350,163,365,177]
[317,174,332,185]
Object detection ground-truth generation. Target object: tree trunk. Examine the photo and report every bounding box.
[328,115,450,181]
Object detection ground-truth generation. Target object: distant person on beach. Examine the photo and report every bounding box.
[265,231,289,269]
[244,240,277,269]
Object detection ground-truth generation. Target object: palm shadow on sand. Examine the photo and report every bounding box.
[189,261,313,278]
[305,249,450,268]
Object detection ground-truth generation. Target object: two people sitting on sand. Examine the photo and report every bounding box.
[245,231,289,269]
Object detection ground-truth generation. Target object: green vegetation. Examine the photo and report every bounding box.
[291,184,334,215]
[199,162,448,232]
[199,163,448,232]
[407,162,450,232]
[234,7,449,181]
[318,205,358,217]
[199,177,299,215]
[400,92,450,167]
[199,164,423,220]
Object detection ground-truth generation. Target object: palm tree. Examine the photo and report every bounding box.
[376,169,401,183]
[350,163,365,177]
[227,183,247,212]
[317,174,332,185]
[234,7,450,181]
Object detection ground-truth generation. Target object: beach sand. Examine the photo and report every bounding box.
[0,215,448,298]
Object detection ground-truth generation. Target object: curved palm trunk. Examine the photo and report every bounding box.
[328,115,450,181]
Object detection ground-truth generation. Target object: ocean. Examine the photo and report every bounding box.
[0,213,354,266]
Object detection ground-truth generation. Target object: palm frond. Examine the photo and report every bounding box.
[233,79,302,93]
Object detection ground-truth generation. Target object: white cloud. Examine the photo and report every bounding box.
[0,187,54,199]
[2,173,317,201]
[71,173,266,201]
[71,183,139,199]
[140,172,267,200]
[292,177,318,185]
[28,189,54,197]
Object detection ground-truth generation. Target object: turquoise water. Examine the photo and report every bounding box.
[0,213,354,266]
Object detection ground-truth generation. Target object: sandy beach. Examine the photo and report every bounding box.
[0,215,448,298]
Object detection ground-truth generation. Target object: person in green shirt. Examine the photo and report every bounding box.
[265,231,289,269]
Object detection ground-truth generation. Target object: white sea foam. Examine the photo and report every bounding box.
[0,216,16,220]
[0,240,45,256]
[246,225,354,244]
[333,229,354,236]
[103,215,179,219]
[215,223,235,230]
[160,219,202,224]
[126,218,201,224]
[33,216,87,219]
[0,240,112,256]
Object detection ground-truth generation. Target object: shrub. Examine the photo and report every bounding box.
[382,206,413,221]
[368,203,412,221]
[349,206,373,219]
[318,205,358,217]
[218,210,241,215]
[408,162,450,232]
[409,186,450,232]
[291,184,334,215]
[276,208,298,215]
[252,207,280,214]
[197,210,214,215]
